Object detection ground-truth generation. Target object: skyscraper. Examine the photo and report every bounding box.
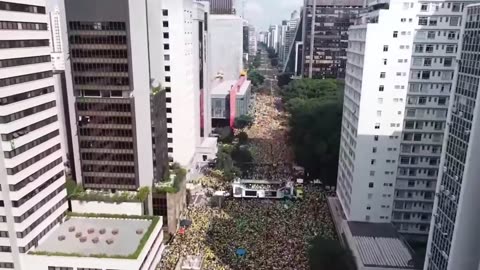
[0,0,68,267]
[425,3,480,270]
[301,0,365,79]
[206,0,233,14]
[281,11,300,66]
[337,0,476,241]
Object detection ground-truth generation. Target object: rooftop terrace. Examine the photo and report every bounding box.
[31,213,159,259]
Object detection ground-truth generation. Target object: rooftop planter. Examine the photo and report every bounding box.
[153,163,187,194]
[67,181,150,203]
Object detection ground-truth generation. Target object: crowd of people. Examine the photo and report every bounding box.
[247,94,294,164]
[159,186,336,270]
[240,163,296,182]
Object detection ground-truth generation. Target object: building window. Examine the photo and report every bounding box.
[372,147,377,153]
[165,76,171,82]
[164,44,170,50]
[380,72,386,78]
[393,31,398,38]
[374,135,379,141]
[165,66,170,72]
[163,32,169,39]
[366,206,371,210]
[383,45,389,52]
[383,59,387,65]
[162,9,168,16]
[168,147,173,153]
[163,21,169,27]
[368,182,374,188]
[164,55,170,61]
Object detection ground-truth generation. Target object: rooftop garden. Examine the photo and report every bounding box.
[29,212,160,259]
[66,178,149,203]
[153,163,187,194]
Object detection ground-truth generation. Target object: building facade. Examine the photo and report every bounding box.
[393,0,475,239]
[49,6,64,71]
[0,0,68,268]
[337,0,417,226]
[337,0,476,241]
[281,12,300,67]
[425,3,480,270]
[268,24,279,53]
[301,0,365,79]
[248,25,257,57]
[206,0,233,14]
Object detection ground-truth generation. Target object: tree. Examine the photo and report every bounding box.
[231,147,253,164]
[277,72,293,88]
[270,58,279,67]
[308,236,357,270]
[266,47,277,59]
[216,126,234,144]
[234,115,254,130]
[237,132,249,145]
[280,79,344,185]
[248,69,265,87]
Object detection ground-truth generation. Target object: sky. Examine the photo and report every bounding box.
[244,0,303,31]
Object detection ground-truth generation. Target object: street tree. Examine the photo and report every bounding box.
[248,69,265,86]
[234,115,254,130]
[281,79,343,185]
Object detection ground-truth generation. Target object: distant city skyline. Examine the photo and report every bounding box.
[244,0,302,31]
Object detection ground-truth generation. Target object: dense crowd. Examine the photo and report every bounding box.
[159,186,336,270]
[240,164,296,182]
[247,94,294,164]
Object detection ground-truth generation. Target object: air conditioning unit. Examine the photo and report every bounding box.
[444,190,450,196]
[441,250,449,259]
[436,222,442,229]
[443,166,448,172]
[454,175,459,181]
[450,195,456,201]
[439,185,445,191]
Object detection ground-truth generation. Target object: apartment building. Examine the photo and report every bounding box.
[268,24,280,53]
[425,3,480,270]
[393,0,475,239]
[337,0,417,226]
[337,0,475,241]
[248,24,257,57]
[0,0,68,268]
[301,0,365,79]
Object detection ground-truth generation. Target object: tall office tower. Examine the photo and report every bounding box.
[206,0,233,14]
[301,0,364,79]
[248,25,257,57]
[65,0,214,192]
[268,25,280,52]
[243,24,249,54]
[337,0,475,242]
[0,0,68,268]
[64,0,167,191]
[282,12,300,66]
[278,20,288,64]
[425,4,480,270]
[392,0,474,240]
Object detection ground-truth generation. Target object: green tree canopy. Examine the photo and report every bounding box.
[281,79,344,186]
[234,114,254,130]
[308,236,357,270]
[277,72,293,88]
[237,131,249,145]
[271,58,279,67]
[248,69,265,87]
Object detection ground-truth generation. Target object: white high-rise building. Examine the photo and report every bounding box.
[48,6,64,71]
[268,24,279,52]
[248,24,257,56]
[337,0,474,241]
[278,20,288,64]
[424,3,480,270]
[0,0,68,268]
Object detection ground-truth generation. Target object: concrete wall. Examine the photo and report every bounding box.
[71,200,143,216]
